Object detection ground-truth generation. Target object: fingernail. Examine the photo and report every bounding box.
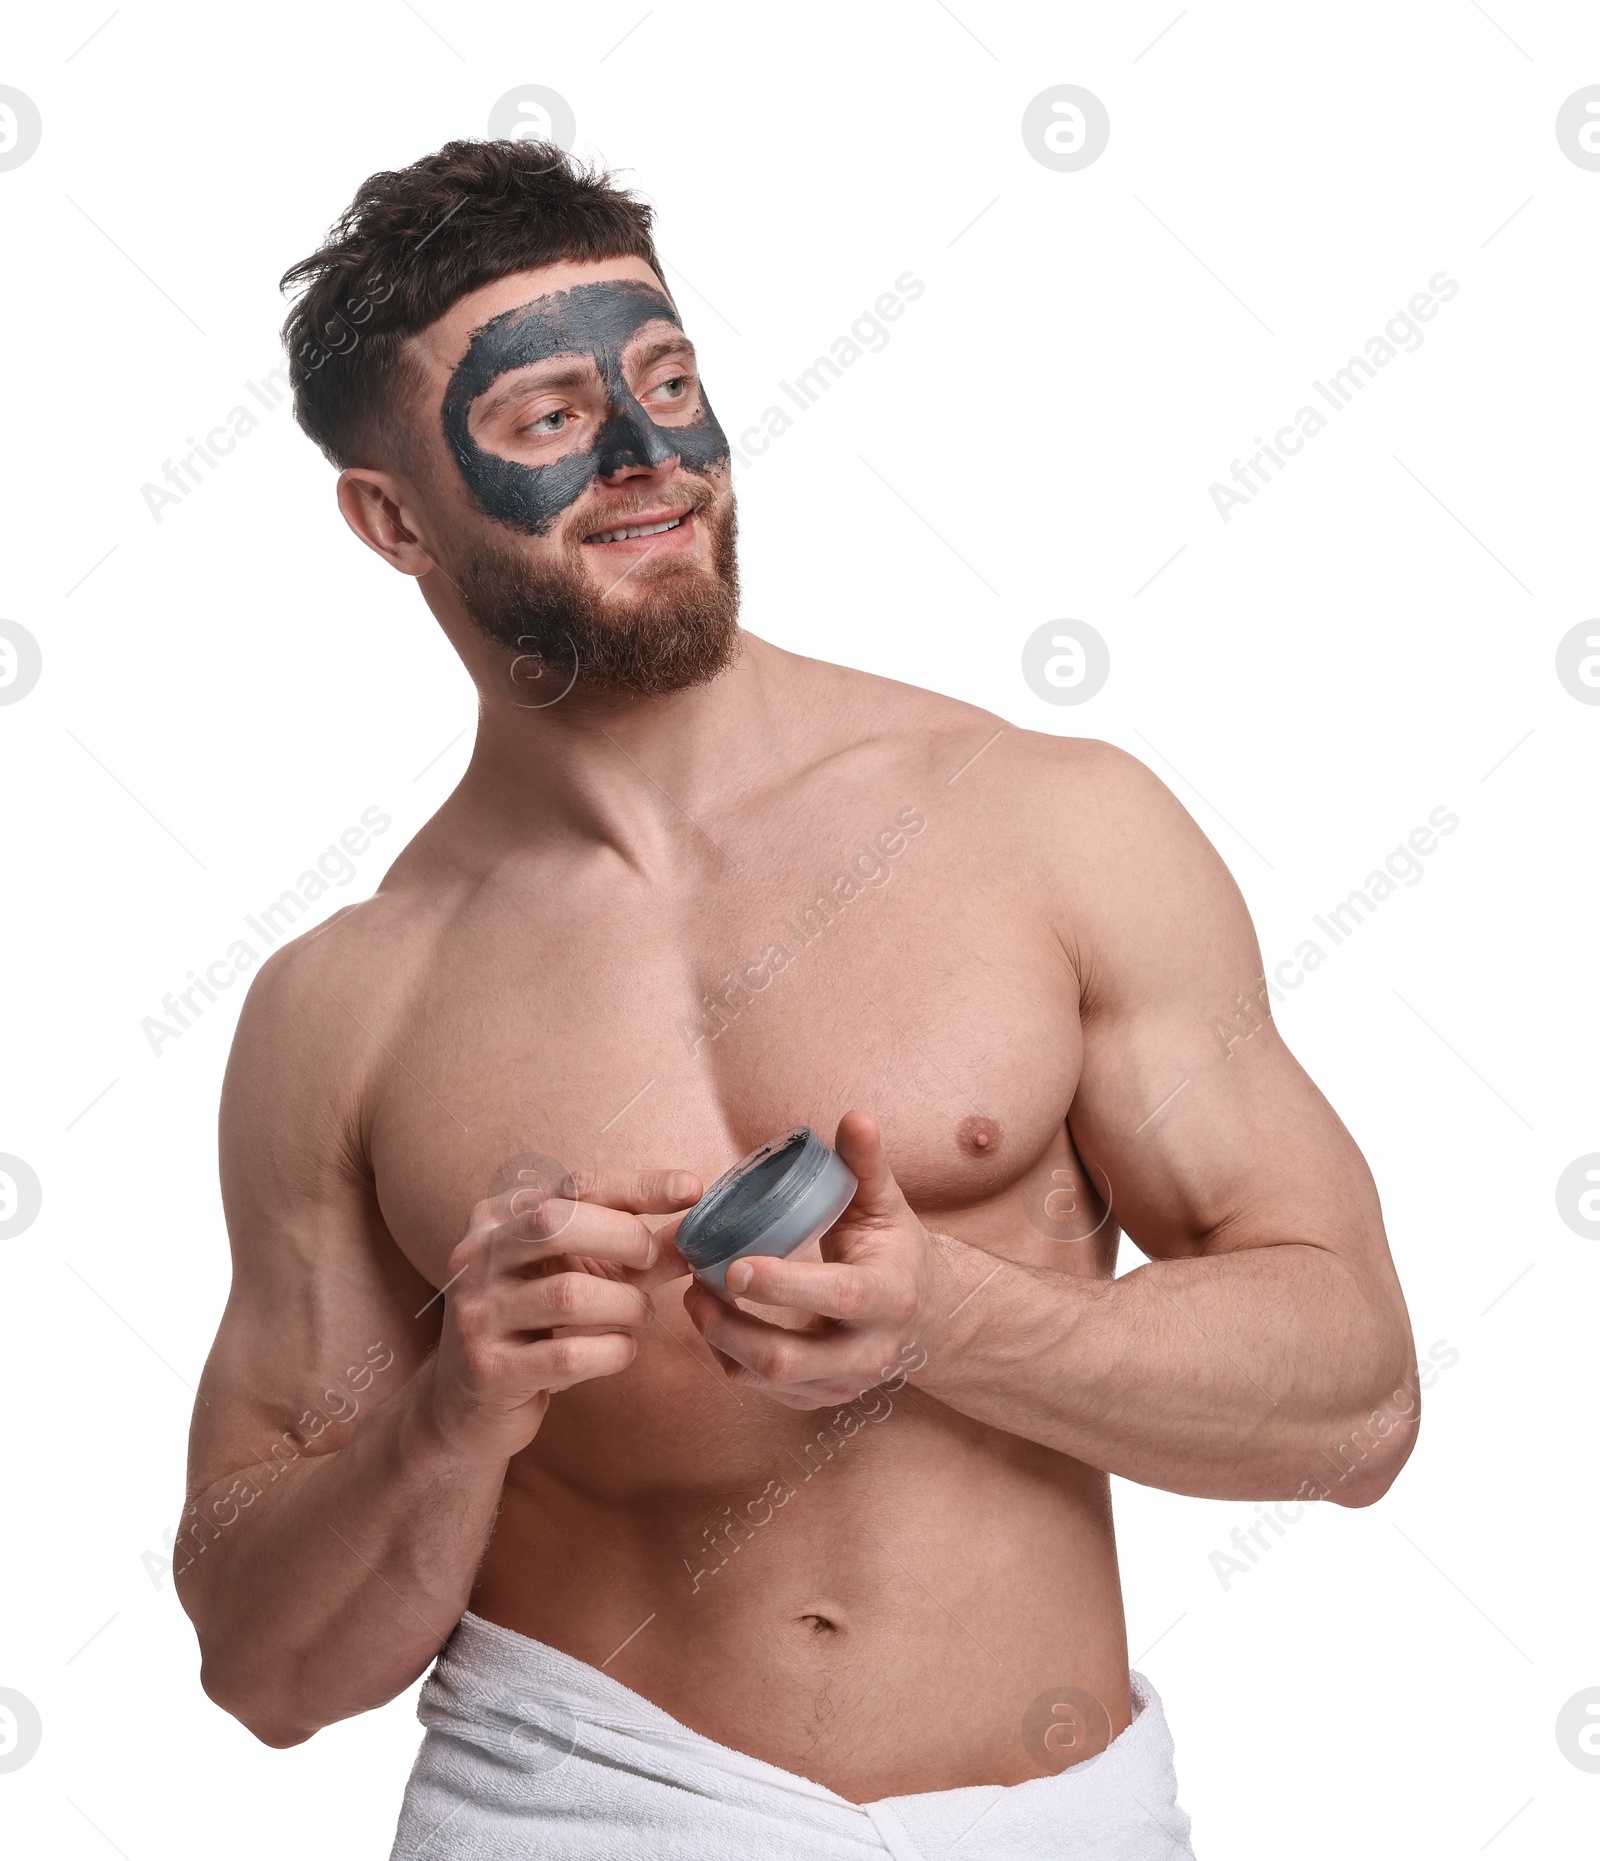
[668,1171,697,1202]
[726,1262,752,1293]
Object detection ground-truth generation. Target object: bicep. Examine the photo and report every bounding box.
[186,940,438,1500]
[1057,748,1386,1273]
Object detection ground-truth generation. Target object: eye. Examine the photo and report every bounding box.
[650,374,691,402]
[523,408,569,436]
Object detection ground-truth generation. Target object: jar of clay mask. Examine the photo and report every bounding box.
[676,1128,857,1294]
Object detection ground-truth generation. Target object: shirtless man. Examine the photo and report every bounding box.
[179,139,1417,1859]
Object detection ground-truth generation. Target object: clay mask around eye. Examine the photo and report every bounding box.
[439,279,730,536]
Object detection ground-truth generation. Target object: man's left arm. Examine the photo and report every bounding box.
[681,743,1418,1507]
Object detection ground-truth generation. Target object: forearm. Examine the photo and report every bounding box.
[178,1357,508,1744]
[922,1233,1417,1504]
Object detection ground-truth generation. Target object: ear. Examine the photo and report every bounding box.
[336,468,440,578]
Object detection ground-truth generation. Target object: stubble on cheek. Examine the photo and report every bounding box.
[441,479,742,699]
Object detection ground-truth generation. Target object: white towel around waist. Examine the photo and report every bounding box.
[388,1611,1196,1860]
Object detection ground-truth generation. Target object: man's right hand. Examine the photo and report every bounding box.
[420,1167,702,1467]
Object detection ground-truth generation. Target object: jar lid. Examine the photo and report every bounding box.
[676,1128,855,1277]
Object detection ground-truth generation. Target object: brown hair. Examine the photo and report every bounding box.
[279,138,664,472]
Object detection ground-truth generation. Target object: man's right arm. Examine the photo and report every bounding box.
[179,918,695,1746]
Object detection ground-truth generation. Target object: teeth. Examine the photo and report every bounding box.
[589,515,685,544]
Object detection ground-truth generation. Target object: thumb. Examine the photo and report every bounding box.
[831,1111,909,1237]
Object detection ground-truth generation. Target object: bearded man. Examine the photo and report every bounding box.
[178,138,1417,1860]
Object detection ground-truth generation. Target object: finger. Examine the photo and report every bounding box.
[722,1252,876,1320]
[693,1333,825,1407]
[504,1271,653,1335]
[627,1227,690,1293]
[472,1184,584,1250]
[561,1167,703,1215]
[515,1330,639,1392]
[683,1282,861,1386]
[473,1167,701,1238]
[488,1200,659,1270]
[831,1111,911,1237]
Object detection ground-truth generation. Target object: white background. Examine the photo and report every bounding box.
[1,2,1596,1855]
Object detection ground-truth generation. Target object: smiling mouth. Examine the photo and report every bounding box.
[583,512,690,545]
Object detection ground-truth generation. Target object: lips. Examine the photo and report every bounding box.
[583,512,689,545]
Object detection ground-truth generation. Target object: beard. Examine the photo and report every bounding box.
[446,475,741,702]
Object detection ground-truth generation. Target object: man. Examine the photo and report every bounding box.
[179,139,1417,1859]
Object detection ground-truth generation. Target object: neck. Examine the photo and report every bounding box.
[446,629,800,873]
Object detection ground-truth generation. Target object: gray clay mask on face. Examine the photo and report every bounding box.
[439,278,730,536]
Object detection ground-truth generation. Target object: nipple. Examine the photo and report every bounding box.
[956,1114,1002,1159]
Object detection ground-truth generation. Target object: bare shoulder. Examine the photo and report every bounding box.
[790,647,1199,855]
[973,730,1243,956]
[993,730,1211,864]
[220,854,454,1187]
[794,652,1253,996]
[776,647,1070,793]
[978,729,1258,1011]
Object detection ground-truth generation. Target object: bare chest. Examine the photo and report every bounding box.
[365,808,1085,1279]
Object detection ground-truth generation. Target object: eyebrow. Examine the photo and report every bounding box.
[466,330,699,426]
[472,363,598,425]
[627,333,697,372]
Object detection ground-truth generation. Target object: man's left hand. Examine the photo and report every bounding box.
[679,1110,961,1410]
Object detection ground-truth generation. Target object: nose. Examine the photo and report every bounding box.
[594,395,680,482]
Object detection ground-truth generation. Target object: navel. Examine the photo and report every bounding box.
[956,1114,1003,1159]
